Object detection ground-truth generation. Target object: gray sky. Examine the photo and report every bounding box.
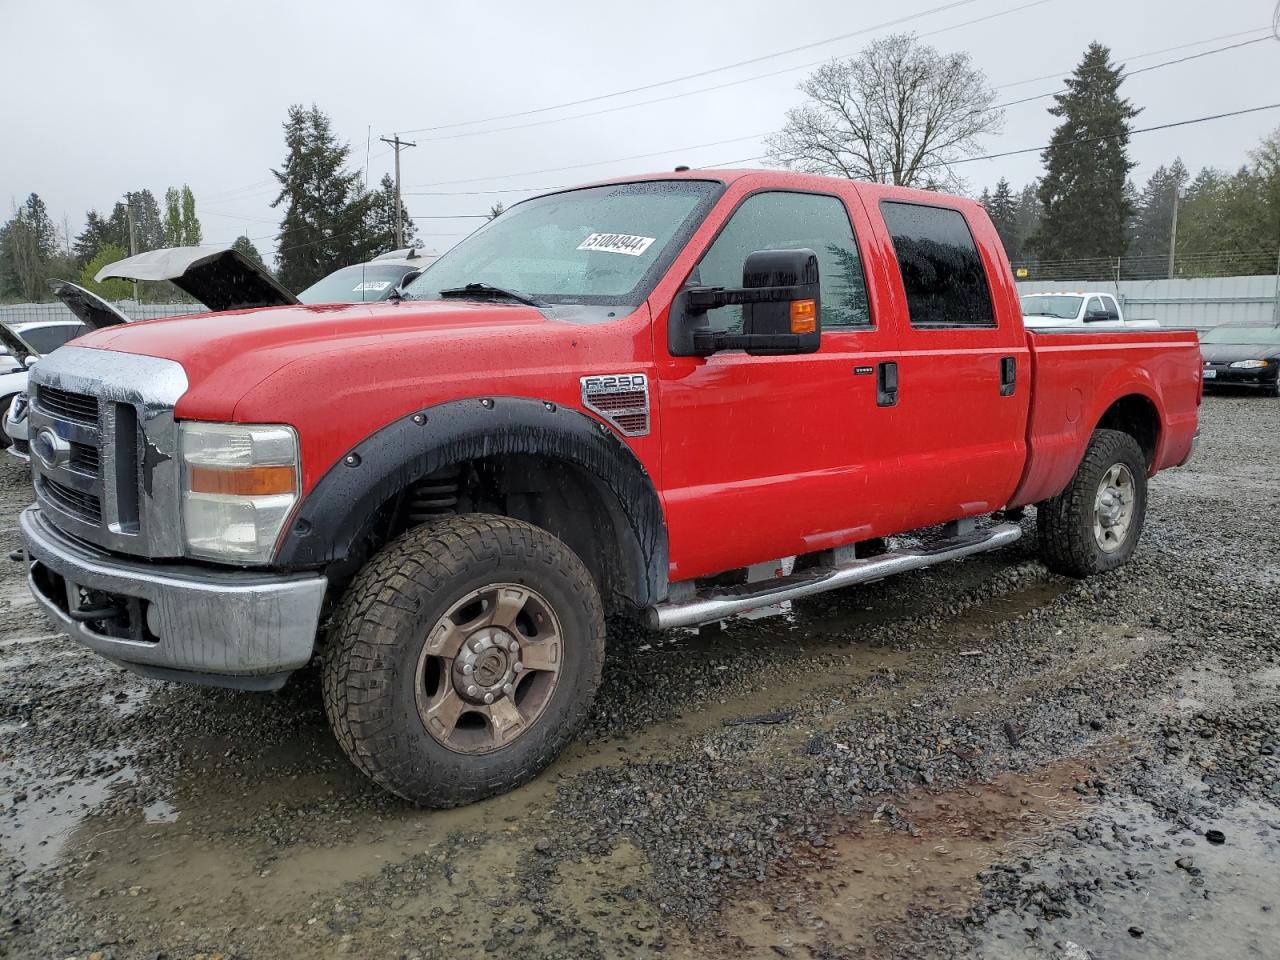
[2,0,1277,261]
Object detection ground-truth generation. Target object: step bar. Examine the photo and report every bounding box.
[645,522,1023,630]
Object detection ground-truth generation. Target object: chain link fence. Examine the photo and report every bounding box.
[0,301,208,326]
[1011,250,1280,283]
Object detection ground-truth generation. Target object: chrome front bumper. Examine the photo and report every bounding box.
[20,506,327,690]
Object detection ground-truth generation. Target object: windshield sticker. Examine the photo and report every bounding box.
[354,280,393,292]
[577,233,656,257]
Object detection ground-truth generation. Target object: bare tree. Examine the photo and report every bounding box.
[766,34,1002,188]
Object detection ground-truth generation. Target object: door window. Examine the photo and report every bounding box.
[879,202,995,328]
[695,191,871,333]
[1085,296,1106,321]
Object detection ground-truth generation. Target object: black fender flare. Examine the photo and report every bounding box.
[273,397,668,605]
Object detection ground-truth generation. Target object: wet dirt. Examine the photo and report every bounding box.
[2,396,1279,960]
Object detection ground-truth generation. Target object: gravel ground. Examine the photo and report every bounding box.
[2,395,1278,960]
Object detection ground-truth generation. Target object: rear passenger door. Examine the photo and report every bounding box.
[873,199,1030,529]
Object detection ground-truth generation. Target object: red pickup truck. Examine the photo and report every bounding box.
[21,170,1201,806]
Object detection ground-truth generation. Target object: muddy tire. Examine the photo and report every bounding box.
[322,514,606,807]
[1037,429,1148,578]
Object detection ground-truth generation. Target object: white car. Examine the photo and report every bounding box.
[0,319,84,368]
[1021,292,1159,330]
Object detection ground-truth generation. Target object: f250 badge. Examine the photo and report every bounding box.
[580,373,650,438]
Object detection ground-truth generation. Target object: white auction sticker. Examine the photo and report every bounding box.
[577,233,656,256]
[354,280,393,292]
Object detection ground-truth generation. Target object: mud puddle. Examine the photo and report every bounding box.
[677,749,1120,958]
[977,795,1280,959]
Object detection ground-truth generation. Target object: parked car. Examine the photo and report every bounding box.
[1020,291,1159,329]
[0,320,44,456]
[1199,324,1280,396]
[0,319,85,368]
[3,281,136,459]
[102,245,441,308]
[19,169,1201,807]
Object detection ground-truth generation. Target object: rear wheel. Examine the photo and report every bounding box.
[322,514,606,806]
[1038,429,1148,578]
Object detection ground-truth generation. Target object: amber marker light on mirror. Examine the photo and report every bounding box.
[790,299,817,334]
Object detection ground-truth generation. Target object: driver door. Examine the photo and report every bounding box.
[653,186,903,582]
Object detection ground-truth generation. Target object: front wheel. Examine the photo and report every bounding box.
[322,514,606,806]
[1037,429,1148,578]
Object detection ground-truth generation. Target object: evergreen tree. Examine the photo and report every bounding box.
[74,210,121,264]
[0,193,59,301]
[1013,181,1042,260]
[231,234,266,267]
[359,173,417,255]
[1032,43,1140,261]
[1129,160,1189,262]
[986,178,1020,261]
[271,104,369,290]
[488,202,505,220]
[180,185,202,246]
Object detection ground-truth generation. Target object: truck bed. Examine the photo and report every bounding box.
[1011,328,1202,508]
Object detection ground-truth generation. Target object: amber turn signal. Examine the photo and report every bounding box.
[187,464,297,497]
[790,299,817,334]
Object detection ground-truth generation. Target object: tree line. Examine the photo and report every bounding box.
[0,102,417,303]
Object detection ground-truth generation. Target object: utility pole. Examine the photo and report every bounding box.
[379,135,416,248]
[126,196,139,303]
[1167,187,1180,280]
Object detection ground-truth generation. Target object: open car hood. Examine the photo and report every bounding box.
[49,279,132,330]
[96,247,298,312]
[0,318,40,363]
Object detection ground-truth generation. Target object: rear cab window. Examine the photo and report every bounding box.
[878,201,995,328]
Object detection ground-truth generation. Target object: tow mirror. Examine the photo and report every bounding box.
[1084,308,1109,322]
[672,248,821,357]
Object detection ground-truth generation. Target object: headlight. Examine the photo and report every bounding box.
[179,422,299,563]
[1229,359,1269,369]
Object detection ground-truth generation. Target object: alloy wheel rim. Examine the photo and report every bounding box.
[414,583,562,754]
[1093,462,1136,553]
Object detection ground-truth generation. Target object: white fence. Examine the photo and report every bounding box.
[1015,274,1280,330]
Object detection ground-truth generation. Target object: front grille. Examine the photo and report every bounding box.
[41,476,103,524]
[36,385,99,425]
[70,443,100,474]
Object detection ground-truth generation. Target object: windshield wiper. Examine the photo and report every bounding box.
[438,282,545,308]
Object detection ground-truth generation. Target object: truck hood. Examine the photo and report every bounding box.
[97,247,298,312]
[49,279,132,329]
[1200,342,1280,363]
[0,319,39,364]
[76,298,552,418]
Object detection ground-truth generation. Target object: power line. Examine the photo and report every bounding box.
[993,35,1276,111]
[408,0,1056,144]
[403,131,773,189]
[700,102,1280,171]
[393,0,987,135]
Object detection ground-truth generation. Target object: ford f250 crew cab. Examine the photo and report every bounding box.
[20,170,1202,806]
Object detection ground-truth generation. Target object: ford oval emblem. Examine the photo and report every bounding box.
[32,427,70,470]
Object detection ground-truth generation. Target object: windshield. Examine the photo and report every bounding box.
[1021,295,1082,319]
[297,264,414,304]
[404,180,721,309]
[1201,325,1280,346]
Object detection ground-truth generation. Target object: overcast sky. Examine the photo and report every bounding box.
[2,0,1276,260]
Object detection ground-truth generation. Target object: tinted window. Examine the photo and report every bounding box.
[879,202,995,328]
[21,324,82,353]
[695,191,871,333]
[1100,295,1120,320]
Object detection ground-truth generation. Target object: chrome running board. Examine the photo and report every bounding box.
[645,522,1022,630]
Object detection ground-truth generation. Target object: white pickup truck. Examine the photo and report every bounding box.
[1020,291,1159,330]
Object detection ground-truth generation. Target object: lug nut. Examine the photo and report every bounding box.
[462,663,474,676]
[467,685,479,697]
[483,692,494,704]
[507,639,520,652]
[513,661,523,673]
[502,683,514,695]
